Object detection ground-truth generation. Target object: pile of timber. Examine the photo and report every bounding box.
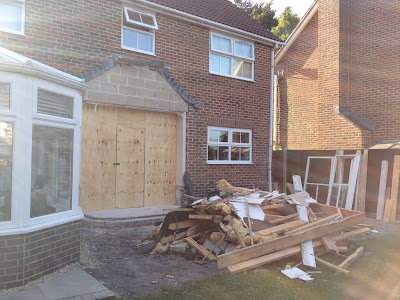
[141,179,371,276]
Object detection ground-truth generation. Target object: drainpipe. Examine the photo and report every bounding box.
[268,43,279,192]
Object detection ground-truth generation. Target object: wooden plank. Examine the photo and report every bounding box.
[256,220,307,236]
[116,127,145,209]
[321,236,339,254]
[390,155,400,221]
[168,219,198,231]
[264,214,282,221]
[226,227,370,274]
[338,247,364,270]
[187,224,201,237]
[189,214,213,220]
[383,187,392,222]
[161,231,188,244]
[269,213,299,224]
[315,257,349,274]
[184,238,217,261]
[358,149,369,212]
[217,210,365,269]
[284,212,342,235]
[261,204,284,210]
[376,160,388,220]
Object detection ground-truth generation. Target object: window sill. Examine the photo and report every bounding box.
[209,71,255,82]
[0,28,25,37]
[207,161,253,165]
[121,45,156,57]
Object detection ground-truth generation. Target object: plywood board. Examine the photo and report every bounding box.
[116,127,145,209]
[80,104,117,211]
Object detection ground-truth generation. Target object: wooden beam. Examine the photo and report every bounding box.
[256,219,307,236]
[284,212,342,235]
[338,247,364,270]
[269,213,299,224]
[390,155,400,221]
[376,160,388,220]
[261,204,284,210]
[189,214,213,220]
[184,237,217,261]
[321,236,339,254]
[217,210,365,269]
[161,231,188,244]
[359,149,369,212]
[168,219,198,231]
[226,227,370,274]
[264,214,282,221]
[315,256,349,274]
[383,187,392,223]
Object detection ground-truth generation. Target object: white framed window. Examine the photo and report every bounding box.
[0,0,25,35]
[207,126,252,164]
[209,33,254,81]
[121,7,157,55]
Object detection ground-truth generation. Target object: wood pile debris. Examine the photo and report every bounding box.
[140,179,371,278]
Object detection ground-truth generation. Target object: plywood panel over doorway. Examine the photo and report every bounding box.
[80,104,177,212]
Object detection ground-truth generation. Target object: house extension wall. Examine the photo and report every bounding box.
[0,0,273,195]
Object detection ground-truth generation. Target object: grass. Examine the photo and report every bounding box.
[134,233,400,300]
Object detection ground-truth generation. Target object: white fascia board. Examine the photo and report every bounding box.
[126,0,285,47]
[0,46,87,90]
[275,1,319,65]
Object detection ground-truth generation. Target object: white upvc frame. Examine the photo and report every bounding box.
[0,0,25,36]
[209,32,255,81]
[123,7,158,30]
[0,71,82,233]
[207,126,252,165]
[121,6,157,56]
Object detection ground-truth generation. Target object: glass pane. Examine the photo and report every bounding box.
[232,132,240,143]
[208,146,218,160]
[212,35,221,51]
[0,122,12,222]
[126,9,141,23]
[235,41,244,57]
[240,147,250,161]
[219,131,228,142]
[141,14,155,27]
[244,44,253,58]
[138,32,152,52]
[232,59,243,77]
[37,89,74,119]
[220,56,231,75]
[0,3,22,32]
[221,37,232,53]
[241,132,250,143]
[31,125,74,218]
[231,147,240,161]
[0,83,10,110]
[218,146,229,160]
[209,130,219,142]
[210,54,220,73]
[123,28,138,49]
[243,62,252,79]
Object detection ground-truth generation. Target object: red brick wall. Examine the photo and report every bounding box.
[0,0,273,195]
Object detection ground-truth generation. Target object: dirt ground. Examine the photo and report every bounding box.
[81,226,220,298]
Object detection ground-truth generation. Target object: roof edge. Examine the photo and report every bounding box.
[125,0,285,46]
[275,0,319,65]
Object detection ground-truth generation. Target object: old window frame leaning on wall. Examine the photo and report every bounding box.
[0,71,82,234]
[209,32,255,81]
[121,6,158,55]
[0,0,25,35]
[207,126,252,164]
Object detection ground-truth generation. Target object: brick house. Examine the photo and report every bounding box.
[0,0,282,288]
[274,0,400,150]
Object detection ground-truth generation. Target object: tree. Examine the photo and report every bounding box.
[234,0,278,31]
[271,6,300,41]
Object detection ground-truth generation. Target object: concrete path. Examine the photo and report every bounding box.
[0,269,115,300]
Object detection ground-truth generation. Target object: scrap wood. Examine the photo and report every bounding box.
[163,207,195,212]
[261,204,284,210]
[314,256,349,274]
[321,236,339,254]
[172,232,202,245]
[217,211,366,269]
[225,227,370,274]
[308,208,318,222]
[168,219,198,231]
[284,212,342,235]
[264,214,282,221]
[189,214,214,220]
[216,179,255,195]
[256,219,307,236]
[337,247,364,271]
[184,237,217,261]
[187,224,201,236]
[268,213,299,224]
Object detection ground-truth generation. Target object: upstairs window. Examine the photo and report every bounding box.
[122,7,157,55]
[209,33,254,81]
[0,0,25,35]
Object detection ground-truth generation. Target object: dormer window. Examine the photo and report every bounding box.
[122,7,157,55]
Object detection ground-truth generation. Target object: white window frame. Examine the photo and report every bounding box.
[207,126,252,165]
[121,7,157,56]
[0,72,82,233]
[0,0,25,36]
[209,32,255,81]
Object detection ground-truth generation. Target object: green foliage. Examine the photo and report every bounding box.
[234,0,278,31]
[271,6,300,41]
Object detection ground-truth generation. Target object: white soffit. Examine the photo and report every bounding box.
[275,1,319,65]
